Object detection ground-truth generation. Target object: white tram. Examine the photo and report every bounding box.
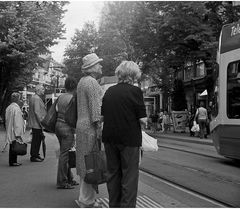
[211,21,240,160]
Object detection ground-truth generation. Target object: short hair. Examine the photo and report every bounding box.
[10,92,21,103]
[115,61,141,83]
[35,84,44,94]
[65,77,77,92]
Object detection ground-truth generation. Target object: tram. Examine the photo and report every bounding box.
[211,21,240,160]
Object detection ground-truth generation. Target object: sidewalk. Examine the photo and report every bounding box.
[145,129,213,146]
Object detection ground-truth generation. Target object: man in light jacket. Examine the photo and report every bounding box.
[28,84,47,162]
[5,92,25,166]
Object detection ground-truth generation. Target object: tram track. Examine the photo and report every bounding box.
[158,144,222,160]
[139,168,235,208]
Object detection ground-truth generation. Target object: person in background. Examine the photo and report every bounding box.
[188,110,195,137]
[150,111,158,133]
[28,84,47,162]
[102,61,147,208]
[194,101,208,139]
[5,92,25,166]
[158,110,164,131]
[162,110,170,133]
[55,77,79,189]
[75,53,103,207]
[22,107,28,132]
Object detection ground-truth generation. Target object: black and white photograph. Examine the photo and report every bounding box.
[0,1,240,208]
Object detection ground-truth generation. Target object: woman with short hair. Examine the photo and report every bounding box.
[102,61,147,208]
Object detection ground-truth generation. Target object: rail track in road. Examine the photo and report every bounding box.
[139,168,234,208]
[158,144,222,160]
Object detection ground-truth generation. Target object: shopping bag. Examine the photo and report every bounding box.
[191,121,200,132]
[84,139,108,185]
[84,150,108,185]
[141,131,158,152]
[12,140,27,156]
[41,98,58,133]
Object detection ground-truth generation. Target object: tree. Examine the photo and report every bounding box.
[0,1,67,116]
[98,2,144,75]
[171,79,187,111]
[63,22,98,81]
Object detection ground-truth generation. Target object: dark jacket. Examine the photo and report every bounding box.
[101,83,146,147]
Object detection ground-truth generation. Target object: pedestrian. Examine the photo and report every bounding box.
[28,84,47,162]
[158,110,164,131]
[150,111,158,133]
[162,110,170,133]
[75,53,103,207]
[194,101,208,139]
[5,92,25,166]
[55,77,79,189]
[22,107,28,132]
[188,110,195,137]
[102,61,147,208]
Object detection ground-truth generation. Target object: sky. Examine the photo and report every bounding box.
[49,1,104,64]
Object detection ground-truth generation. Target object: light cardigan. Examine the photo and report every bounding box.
[5,102,25,144]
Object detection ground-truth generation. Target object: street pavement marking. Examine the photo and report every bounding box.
[96,195,163,208]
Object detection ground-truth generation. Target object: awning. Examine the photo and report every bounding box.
[200,89,207,96]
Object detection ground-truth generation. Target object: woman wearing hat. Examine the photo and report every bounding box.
[75,53,103,207]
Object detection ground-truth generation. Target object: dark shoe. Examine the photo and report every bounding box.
[69,180,79,186]
[9,163,22,166]
[30,158,43,162]
[57,183,74,189]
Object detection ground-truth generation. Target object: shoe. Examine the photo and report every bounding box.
[57,183,74,189]
[30,158,43,162]
[9,163,22,166]
[75,200,102,208]
[36,156,44,161]
[69,180,79,186]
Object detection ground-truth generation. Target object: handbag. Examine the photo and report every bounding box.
[65,93,77,128]
[141,131,158,152]
[68,149,76,168]
[41,97,59,133]
[84,139,108,185]
[12,140,27,156]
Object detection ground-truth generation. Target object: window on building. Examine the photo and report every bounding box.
[196,62,205,77]
[227,61,240,118]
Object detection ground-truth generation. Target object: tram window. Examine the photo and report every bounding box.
[227,61,240,119]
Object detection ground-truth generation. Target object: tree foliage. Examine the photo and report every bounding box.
[0,1,67,115]
[63,1,240,108]
[63,22,98,81]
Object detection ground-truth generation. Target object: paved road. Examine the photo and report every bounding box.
[0,128,168,208]
[0,126,214,208]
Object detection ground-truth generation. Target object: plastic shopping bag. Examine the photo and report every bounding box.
[141,131,158,152]
[191,121,200,132]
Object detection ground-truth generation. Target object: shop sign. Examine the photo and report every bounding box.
[171,111,189,133]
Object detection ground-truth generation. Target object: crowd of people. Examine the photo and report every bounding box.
[4,52,212,208]
[4,53,147,208]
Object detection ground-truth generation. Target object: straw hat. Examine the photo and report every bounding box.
[82,53,103,70]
